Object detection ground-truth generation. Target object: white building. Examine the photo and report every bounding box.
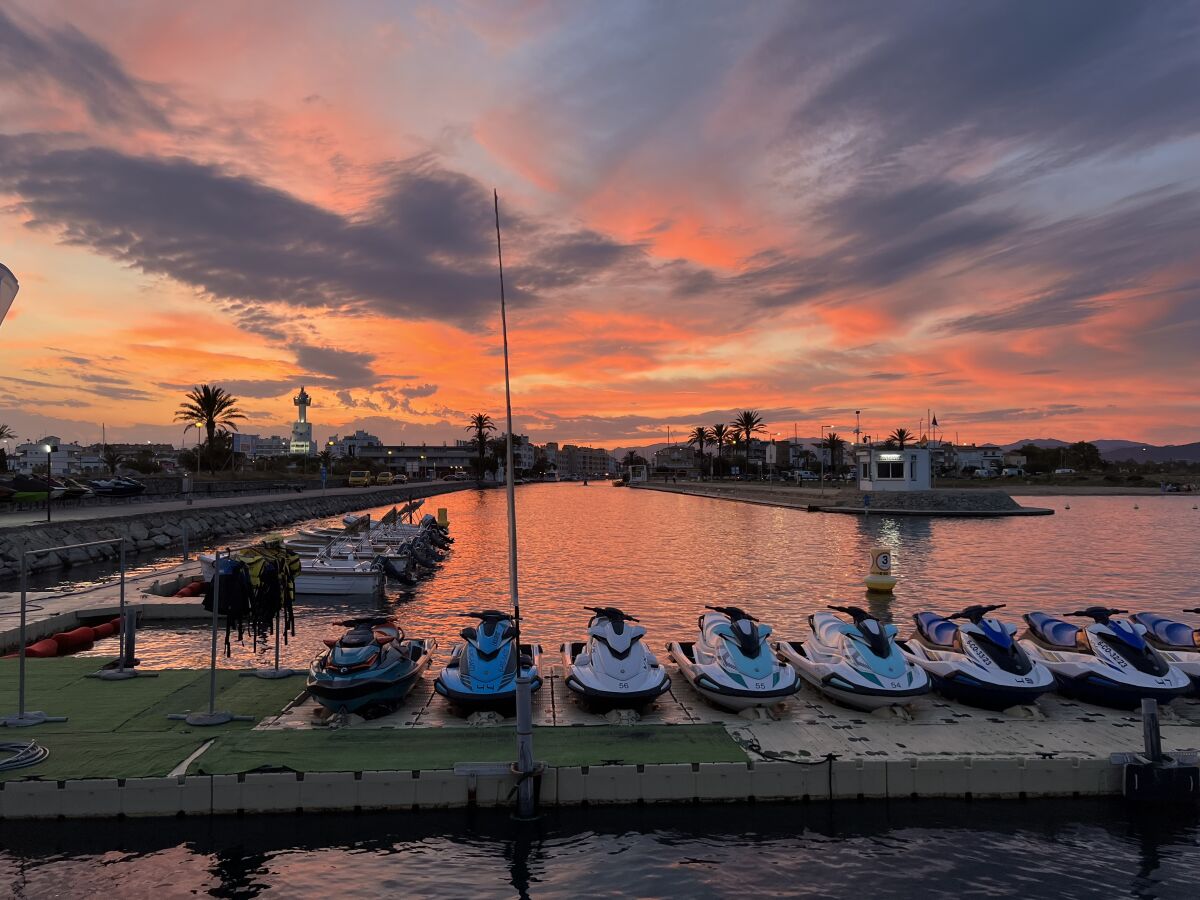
[289,387,314,456]
[325,429,382,458]
[13,437,79,476]
[855,446,932,491]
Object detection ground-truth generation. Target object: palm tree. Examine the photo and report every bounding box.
[890,427,914,449]
[710,423,729,477]
[102,445,123,475]
[819,431,847,476]
[466,413,495,479]
[621,450,647,468]
[687,426,709,478]
[0,424,14,441]
[174,384,245,475]
[317,448,333,470]
[733,410,765,474]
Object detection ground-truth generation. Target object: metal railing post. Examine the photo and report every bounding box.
[93,535,153,681]
[182,521,189,561]
[1,550,68,726]
[17,555,27,718]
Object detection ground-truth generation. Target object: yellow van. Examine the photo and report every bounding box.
[348,470,372,487]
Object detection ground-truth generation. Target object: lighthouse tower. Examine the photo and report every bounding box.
[290,387,314,456]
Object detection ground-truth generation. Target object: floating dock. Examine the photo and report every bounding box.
[1,655,1198,819]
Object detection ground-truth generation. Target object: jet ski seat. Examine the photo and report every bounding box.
[1024,612,1079,649]
[811,613,857,647]
[1134,613,1199,650]
[340,627,375,648]
[914,612,958,647]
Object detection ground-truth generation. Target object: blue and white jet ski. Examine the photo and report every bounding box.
[434,610,543,711]
[775,605,929,711]
[562,606,671,709]
[898,604,1055,710]
[668,606,799,711]
[307,618,434,716]
[1132,608,1200,688]
[1021,606,1193,708]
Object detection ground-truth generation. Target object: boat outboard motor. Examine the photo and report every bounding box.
[1020,606,1193,708]
[376,554,418,587]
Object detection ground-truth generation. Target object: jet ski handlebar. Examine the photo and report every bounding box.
[584,606,638,622]
[334,617,395,628]
[1065,606,1127,623]
[827,605,872,622]
[458,610,511,620]
[948,603,1005,623]
[705,605,758,622]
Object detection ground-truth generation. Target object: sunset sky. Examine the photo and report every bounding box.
[2,1,1199,450]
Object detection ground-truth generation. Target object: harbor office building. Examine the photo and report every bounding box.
[854,446,932,491]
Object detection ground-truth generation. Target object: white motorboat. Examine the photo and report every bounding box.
[200,552,384,596]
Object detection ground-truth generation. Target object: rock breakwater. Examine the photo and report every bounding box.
[0,484,470,580]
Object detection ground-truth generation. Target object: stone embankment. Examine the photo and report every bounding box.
[0,483,471,579]
[633,482,1052,516]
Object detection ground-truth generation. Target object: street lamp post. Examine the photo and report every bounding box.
[44,443,56,523]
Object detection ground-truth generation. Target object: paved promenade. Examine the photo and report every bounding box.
[0,483,445,530]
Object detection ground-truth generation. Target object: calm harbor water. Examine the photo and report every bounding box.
[40,483,1200,668]
[1,800,1198,898]
[5,487,1200,897]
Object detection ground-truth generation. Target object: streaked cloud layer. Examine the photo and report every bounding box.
[2,0,1198,447]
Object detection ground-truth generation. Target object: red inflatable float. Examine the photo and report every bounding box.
[11,616,123,658]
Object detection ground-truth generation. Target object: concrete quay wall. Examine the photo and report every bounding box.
[634,482,1050,516]
[0,756,1126,819]
[0,483,471,580]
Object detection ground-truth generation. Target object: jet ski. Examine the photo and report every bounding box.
[898,604,1055,710]
[775,605,930,711]
[1132,608,1200,688]
[307,618,434,716]
[434,610,543,711]
[667,606,799,711]
[1021,607,1193,708]
[562,606,670,709]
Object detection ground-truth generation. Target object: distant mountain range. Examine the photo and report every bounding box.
[1003,438,1200,463]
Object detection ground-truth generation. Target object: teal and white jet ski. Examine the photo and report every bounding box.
[775,605,929,710]
[668,606,799,711]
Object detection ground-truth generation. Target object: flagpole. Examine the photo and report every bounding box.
[494,190,535,819]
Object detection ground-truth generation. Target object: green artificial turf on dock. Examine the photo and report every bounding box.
[0,659,747,782]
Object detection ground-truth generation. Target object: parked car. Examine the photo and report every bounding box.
[1053,467,1076,475]
[374,471,394,485]
[393,473,408,484]
[795,471,819,481]
[348,470,372,487]
[1000,467,1024,477]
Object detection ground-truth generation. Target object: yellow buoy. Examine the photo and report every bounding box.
[864,547,897,593]
[437,507,449,526]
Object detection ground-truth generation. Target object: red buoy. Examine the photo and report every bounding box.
[25,638,61,658]
[53,627,96,653]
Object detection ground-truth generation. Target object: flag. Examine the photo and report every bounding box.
[0,263,17,327]
[931,413,939,428]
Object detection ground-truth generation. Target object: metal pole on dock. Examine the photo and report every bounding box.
[1,551,67,726]
[241,608,299,679]
[168,549,252,725]
[1142,698,1163,762]
[94,537,156,681]
[495,189,536,819]
[182,521,189,561]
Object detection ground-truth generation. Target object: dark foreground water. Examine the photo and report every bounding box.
[1,800,1198,898]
